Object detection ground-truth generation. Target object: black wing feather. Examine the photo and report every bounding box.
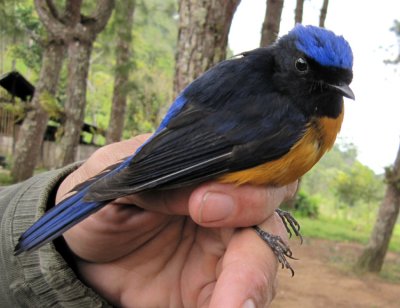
[86,51,308,202]
[85,118,234,201]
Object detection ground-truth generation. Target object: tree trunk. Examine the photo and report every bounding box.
[54,0,114,165]
[173,0,241,97]
[58,40,92,166]
[105,0,135,144]
[319,0,329,28]
[260,0,284,47]
[10,39,65,182]
[294,0,304,25]
[355,143,400,272]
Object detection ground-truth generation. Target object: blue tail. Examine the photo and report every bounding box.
[14,149,142,255]
[14,94,193,255]
[14,185,108,255]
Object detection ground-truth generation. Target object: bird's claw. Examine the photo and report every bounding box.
[275,208,303,244]
[253,225,296,276]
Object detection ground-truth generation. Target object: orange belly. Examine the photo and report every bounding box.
[218,109,344,186]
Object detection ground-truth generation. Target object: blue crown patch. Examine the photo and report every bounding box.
[289,24,353,70]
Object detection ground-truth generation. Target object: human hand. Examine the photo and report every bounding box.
[57,134,297,307]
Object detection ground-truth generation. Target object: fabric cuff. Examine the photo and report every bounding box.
[1,164,112,307]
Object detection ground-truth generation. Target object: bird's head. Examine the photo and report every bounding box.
[272,24,354,118]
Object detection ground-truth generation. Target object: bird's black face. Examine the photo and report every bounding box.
[297,56,353,118]
[272,41,354,119]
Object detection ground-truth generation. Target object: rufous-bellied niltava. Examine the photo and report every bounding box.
[15,24,354,274]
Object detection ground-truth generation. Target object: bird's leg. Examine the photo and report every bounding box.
[275,208,303,243]
[253,225,296,276]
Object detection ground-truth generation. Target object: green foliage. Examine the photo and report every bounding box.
[301,142,357,196]
[125,0,177,135]
[0,88,26,121]
[10,3,43,74]
[14,2,40,31]
[294,191,320,218]
[85,70,113,134]
[85,0,178,139]
[39,91,63,118]
[2,0,178,146]
[0,101,25,122]
[0,0,30,36]
[10,42,42,74]
[301,141,385,222]
[334,161,385,207]
[0,171,13,185]
[0,160,13,185]
[125,65,173,136]
[297,216,400,253]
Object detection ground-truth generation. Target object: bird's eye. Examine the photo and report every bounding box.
[295,58,308,73]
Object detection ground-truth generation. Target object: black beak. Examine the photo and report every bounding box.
[329,83,355,100]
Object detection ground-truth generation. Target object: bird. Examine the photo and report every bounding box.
[14,24,354,274]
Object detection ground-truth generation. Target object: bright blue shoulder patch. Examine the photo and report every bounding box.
[289,24,353,70]
[157,93,187,132]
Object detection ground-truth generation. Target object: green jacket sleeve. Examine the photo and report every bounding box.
[0,166,112,308]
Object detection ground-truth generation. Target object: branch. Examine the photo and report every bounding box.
[384,56,400,65]
[319,0,329,28]
[62,0,83,26]
[90,0,115,34]
[57,0,114,42]
[294,0,304,25]
[34,0,67,38]
[45,0,59,20]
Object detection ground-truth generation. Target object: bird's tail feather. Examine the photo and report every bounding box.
[14,187,108,255]
[18,186,89,241]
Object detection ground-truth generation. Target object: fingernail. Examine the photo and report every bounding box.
[199,192,234,223]
[243,299,256,308]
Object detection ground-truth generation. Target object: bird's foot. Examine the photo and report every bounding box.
[275,208,303,244]
[253,225,296,276]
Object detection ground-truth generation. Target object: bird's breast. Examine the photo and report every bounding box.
[218,108,344,186]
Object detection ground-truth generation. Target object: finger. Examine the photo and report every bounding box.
[121,181,297,221]
[188,181,298,228]
[208,213,287,308]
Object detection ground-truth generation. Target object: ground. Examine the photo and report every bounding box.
[271,238,400,308]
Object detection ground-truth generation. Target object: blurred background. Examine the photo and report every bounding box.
[0,0,399,306]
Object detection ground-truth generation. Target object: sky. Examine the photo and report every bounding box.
[228,0,400,173]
